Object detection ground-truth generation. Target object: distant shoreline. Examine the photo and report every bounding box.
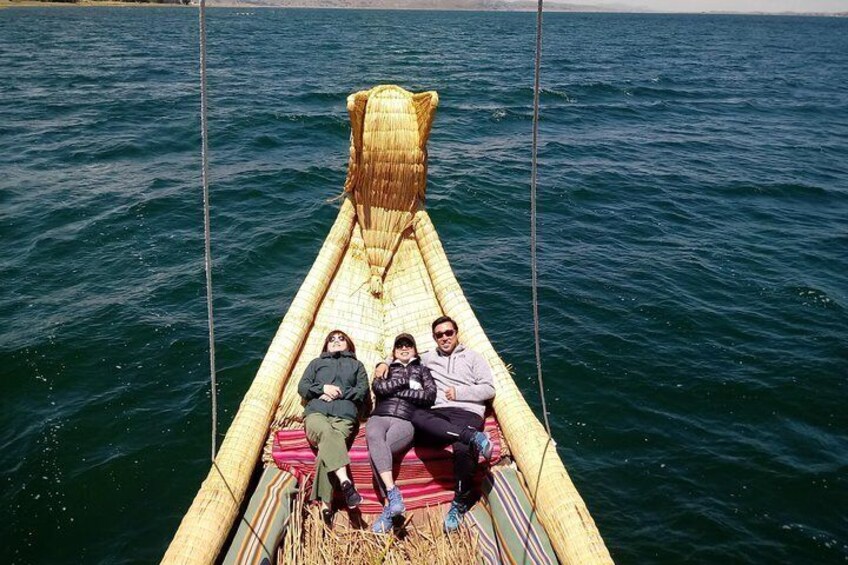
[0,0,188,6]
[1,0,845,16]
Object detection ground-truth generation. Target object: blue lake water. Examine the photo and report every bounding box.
[1,7,846,563]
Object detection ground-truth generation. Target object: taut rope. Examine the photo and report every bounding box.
[198,0,219,460]
[530,0,554,442]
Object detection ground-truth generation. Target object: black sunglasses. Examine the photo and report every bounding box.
[328,334,347,343]
[433,329,456,339]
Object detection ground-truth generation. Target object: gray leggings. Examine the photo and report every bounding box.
[366,415,414,476]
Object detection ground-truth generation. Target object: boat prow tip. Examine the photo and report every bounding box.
[345,84,439,297]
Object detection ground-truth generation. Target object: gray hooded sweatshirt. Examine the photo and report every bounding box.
[421,344,495,417]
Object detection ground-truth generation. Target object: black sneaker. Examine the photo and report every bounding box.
[321,506,333,527]
[340,480,362,509]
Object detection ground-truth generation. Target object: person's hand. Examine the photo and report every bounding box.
[374,363,389,379]
[445,386,457,401]
[323,384,342,399]
[319,393,333,402]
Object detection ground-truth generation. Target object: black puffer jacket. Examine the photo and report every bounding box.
[371,358,436,420]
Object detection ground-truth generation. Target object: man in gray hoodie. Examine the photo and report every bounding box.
[375,315,495,531]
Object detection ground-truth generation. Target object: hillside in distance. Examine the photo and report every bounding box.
[205,0,640,11]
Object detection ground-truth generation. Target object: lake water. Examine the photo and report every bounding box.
[1,7,846,564]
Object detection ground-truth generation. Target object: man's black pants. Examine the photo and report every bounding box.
[411,407,484,505]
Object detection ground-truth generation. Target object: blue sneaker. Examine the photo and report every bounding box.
[471,431,493,462]
[372,506,394,534]
[443,500,468,533]
[386,486,405,517]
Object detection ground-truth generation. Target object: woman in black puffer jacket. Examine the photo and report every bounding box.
[367,333,436,533]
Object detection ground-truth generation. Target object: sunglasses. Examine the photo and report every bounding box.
[328,335,347,343]
[395,342,414,349]
[433,329,456,339]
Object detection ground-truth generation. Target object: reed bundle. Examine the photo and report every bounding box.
[284,499,478,565]
[345,85,438,296]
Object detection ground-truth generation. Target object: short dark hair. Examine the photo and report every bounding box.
[431,316,458,334]
[322,329,356,355]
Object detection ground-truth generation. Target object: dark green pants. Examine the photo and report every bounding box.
[304,412,356,503]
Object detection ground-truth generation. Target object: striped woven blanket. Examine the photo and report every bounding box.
[469,466,558,565]
[272,416,502,514]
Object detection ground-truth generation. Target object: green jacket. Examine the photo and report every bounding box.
[297,351,368,421]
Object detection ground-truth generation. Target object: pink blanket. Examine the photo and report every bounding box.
[272,416,502,514]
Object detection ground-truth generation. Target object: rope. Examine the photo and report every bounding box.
[530,0,554,442]
[198,0,219,460]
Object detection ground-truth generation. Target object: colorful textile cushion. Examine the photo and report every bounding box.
[272,415,502,514]
[222,467,298,565]
[468,465,559,565]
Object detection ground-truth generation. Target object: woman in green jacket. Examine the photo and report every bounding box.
[297,329,369,519]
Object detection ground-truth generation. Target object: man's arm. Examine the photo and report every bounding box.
[373,358,392,379]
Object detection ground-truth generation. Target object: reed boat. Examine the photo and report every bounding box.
[163,85,613,565]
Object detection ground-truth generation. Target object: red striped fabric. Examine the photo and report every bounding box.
[272,416,502,514]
